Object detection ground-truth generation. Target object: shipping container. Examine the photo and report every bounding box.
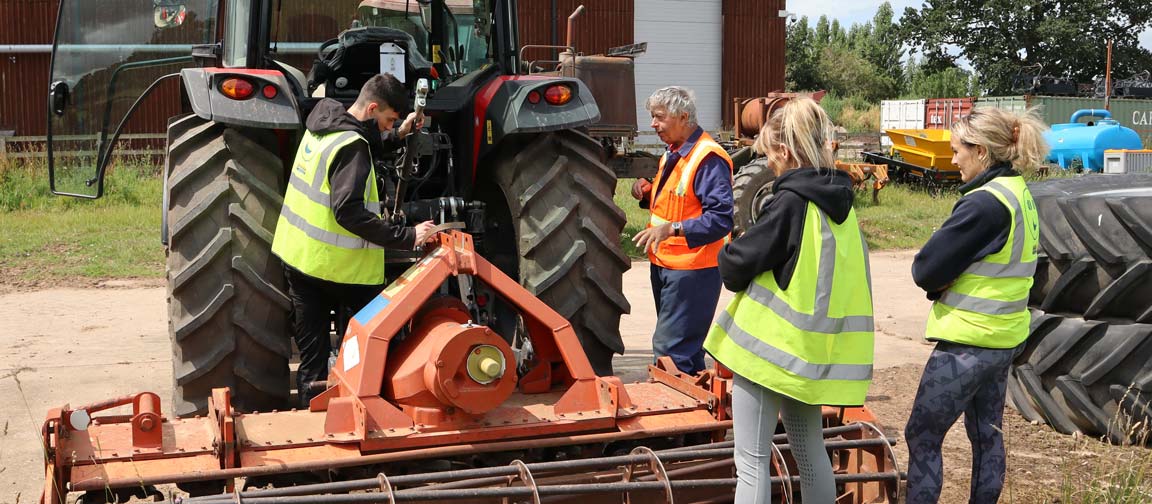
[925,97,974,130]
[879,99,925,147]
[976,95,1152,149]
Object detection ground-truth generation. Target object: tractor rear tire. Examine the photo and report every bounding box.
[732,158,776,237]
[487,130,631,376]
[164,115,292,417]
[1007,311,1152,444]
[1027,175,1152,320]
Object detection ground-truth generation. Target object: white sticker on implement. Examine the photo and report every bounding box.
[343,336,361,372]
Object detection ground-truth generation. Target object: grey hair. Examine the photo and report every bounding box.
[645,86,698,127]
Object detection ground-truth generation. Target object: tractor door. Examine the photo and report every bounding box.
[46,0,219,198]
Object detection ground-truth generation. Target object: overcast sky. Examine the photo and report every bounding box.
[787,0,1152,64]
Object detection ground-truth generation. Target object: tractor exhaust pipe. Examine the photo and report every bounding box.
[566,5,585,51]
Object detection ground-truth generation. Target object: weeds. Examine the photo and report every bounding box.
[1056,387,1152,503]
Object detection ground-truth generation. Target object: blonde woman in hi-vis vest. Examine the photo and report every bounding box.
[703,98,875,504]
[905,107,1048,503]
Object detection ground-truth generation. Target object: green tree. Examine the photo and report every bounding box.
[903,57,975,98]
[861,3,905,90]
[900,0,1152,95]
[818,46,900,101]
[785,16,821,91]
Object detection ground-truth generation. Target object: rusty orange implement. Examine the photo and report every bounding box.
[41,231,899,504]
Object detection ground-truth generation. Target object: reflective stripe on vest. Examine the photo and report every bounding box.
[279,204,383,250]
[271,130,386,285]
[713,312,873,381]
[937,179,1036,315]
[926,177,1037,348]
[954,181,1037,280]
[646,131,733,269]
[704,202,874,405]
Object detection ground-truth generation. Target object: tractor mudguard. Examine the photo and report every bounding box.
[474,76,600,160]
[181,68,302,130]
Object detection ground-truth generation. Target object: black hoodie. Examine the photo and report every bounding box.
[304,98,414,250]
[911,163,1016,298]
[719,167,857,292]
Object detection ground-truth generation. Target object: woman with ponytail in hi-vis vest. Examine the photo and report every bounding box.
[703,98,875,504]
[904,107,1049,504]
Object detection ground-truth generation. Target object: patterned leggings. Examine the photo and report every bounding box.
[904,341,1019,504]
[732,374,836,504]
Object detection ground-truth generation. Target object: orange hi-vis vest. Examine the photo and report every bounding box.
[647,131,734,270]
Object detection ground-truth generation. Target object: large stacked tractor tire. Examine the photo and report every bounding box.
[486,129,631,376]
[731,158,775,237]
[1008,174,1152,444]
[164,115,293,417]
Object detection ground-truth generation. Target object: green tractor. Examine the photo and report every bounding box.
[46,0,631,416]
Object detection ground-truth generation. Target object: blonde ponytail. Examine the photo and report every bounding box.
[951,107,1050,173]
[753,97,835,175]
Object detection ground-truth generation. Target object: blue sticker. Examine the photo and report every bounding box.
[353,295,390,326]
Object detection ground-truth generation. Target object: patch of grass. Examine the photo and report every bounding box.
[1058,425,1152,503]
[855,184,956,250]
[614,179,650,259]
[0,157,165,283]
[0,156,162,211]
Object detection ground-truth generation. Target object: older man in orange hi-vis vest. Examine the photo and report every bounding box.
[630,86,734,374]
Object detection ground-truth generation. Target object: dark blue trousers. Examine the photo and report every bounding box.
[905,341,1019,504]
[650,264,722,374]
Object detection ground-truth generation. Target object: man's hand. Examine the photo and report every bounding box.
[631,178,652,200]
[413,220,438,247]
[397,112,425,138]
[632,223,673,254]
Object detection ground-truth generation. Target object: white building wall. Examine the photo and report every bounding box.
[634,0,723,145]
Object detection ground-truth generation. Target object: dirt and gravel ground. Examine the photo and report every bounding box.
[1,252,1148,503]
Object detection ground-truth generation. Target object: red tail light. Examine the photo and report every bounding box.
[220,78,255,100]
[544,85,572,105]
[527,90,541,104]
[262,84,278,99]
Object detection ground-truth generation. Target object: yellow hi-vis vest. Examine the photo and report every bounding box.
[926,176,1039,348]
[271,130,385,285]
[704,201,875,406]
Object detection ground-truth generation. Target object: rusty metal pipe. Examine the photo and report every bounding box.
[566,5,585,50]
[185,472,906,503]
[187,436,893,503]
[191,480,737,503]
[79,421,732,492]
[187,447,737,503]
[660,423,870,453]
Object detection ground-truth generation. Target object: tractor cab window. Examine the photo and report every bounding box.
[358,0,492,76]
[223,0,253,67]
[272,0,491,79]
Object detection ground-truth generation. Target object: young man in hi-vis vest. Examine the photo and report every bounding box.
[271,74,437,408]
[703,98,874,504]
[630,86,734,375]
[905,107,1048,503]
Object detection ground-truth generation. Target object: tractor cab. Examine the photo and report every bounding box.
[45,0,506,198]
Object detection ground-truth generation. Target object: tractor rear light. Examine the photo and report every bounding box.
[544,85,572,105]
[262,84,278,99]
[220,78,255,100]
[475,294,489,307]
[527,90,541,104]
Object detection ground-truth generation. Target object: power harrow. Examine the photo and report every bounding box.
[41,231,903,503]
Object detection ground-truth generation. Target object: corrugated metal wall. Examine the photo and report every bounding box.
[721,0,786,128]
[0,0,57,134]
[518,0,633,57]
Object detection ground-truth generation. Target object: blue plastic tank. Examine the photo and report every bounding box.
[1045,109,1142,171]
